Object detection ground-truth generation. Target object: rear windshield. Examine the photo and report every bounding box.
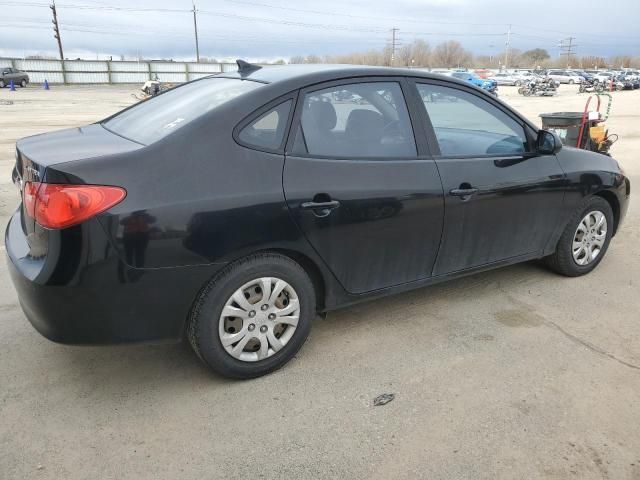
[103,78,263,144]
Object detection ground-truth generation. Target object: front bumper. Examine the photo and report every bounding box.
[5,210,223,345]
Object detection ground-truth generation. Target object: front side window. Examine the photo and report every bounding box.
[417,83,527,157]
[104,78,263,145]
[238,100,292,151]
[297,82,416,158]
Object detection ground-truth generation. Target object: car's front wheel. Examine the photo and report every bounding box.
[546,196,613,277]
[0,80,5,88]
[188,253,315,379]
[20,79,27,87]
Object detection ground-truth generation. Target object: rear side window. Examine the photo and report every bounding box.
[238,100,292,151]
[104,78,263,145]
[296,82,416,158]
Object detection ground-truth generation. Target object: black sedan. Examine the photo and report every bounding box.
[6,61,630,378]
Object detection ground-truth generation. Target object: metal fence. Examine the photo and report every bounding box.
[0,58,239,84]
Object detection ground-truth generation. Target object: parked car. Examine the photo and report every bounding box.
[547,69,584,84]
[585,70,613,83]
[488,72,518,86]
[571,70,595,82]
[0,67,29,88]
[614,74,635,90]
[474,69,494,79]
[6,62,630,379]
[619,73,640,89]
[513,71,545,86]
[449,71,498,95]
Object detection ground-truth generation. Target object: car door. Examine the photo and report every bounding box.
[6,68,17,83]
[282,78,445,294]
[411,80,566,275]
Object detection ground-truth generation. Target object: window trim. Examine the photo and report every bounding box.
[285,76,423,160]
[232,92,298,154]
[408,78,536,159]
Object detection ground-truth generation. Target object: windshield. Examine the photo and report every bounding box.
[104,77,263,144]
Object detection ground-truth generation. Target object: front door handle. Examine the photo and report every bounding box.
[301,200,340,218]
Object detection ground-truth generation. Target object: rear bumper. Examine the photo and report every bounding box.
[5,210,224,345]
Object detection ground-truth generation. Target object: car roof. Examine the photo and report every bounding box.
[215,63,456,87]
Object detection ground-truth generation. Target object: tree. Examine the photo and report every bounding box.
[432,41,472,68]
[397,39,431,67]
[289,55,305,64]
[520,48,550,66]
[609,55,633,68]
[580,56,606,69]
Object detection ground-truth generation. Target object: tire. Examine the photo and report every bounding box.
[20,79,26,87]
[0,80,5,88]
[569,79,575,85]
[579,85,586,93]
[545,196,614,277]
[515,80,522,86]
[187,253,316,379]
[616,84,624,91]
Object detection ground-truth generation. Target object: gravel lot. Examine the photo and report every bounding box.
[1,83,639,480]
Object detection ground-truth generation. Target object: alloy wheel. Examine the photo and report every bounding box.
[218,277,300,362]
[572,210,607,266]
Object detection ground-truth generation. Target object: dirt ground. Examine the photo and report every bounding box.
[1,83,639,480]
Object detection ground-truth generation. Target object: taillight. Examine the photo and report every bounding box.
[23,182,126,229]
[23,181,38,219]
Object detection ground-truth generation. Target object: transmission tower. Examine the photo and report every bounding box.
[558,37,577,68]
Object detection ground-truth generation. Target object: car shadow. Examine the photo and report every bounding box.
[37,260,555,388]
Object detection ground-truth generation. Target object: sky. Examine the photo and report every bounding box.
[0,0,639,62]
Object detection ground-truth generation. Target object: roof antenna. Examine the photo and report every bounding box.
[236,59,262,74]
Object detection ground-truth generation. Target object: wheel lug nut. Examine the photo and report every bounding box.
[268,313,276,320]
[248,324,255,331]
[260,325,268,333]
[248,311,256,318]
[261,304,269,311]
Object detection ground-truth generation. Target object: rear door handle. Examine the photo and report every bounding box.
[450,188,479,197]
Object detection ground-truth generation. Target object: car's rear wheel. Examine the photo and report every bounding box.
[188,253,315,379]
[20,79,26,87]
[569,79,575,85]
[0,80,5,88]
[546,196,613,277]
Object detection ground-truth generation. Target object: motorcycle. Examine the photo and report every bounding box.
[579,79,604,93]
[518,78,557,96]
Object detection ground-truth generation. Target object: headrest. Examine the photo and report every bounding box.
[344,109,384,142]
[306,100,337,131]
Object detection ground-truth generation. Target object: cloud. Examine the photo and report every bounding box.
[0,0,638,60]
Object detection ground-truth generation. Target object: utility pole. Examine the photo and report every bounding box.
[559,37,577,67]
[390,27,399,66]
[503,24,511,71]
[50,1,64,61]
[192,0,200,62]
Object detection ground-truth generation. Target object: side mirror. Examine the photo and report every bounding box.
[537,129,562,155]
